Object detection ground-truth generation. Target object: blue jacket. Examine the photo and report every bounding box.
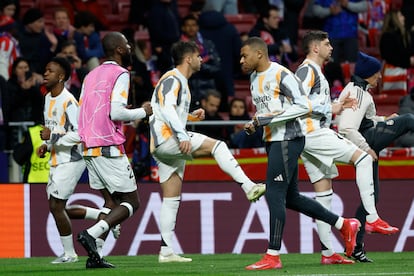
[314,0,363,39]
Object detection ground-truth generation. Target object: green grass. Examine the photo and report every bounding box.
[1,252,414,275]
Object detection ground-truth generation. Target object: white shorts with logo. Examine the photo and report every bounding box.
[152,131,206,183]
[301,127,358,183]
[47,159,86,200]
[84,155,137,194]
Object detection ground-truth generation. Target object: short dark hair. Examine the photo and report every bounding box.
[60,40,77,50]
[204,89,221,100]
[242,36,268,55]
[181,14,198,26]
[74,11,96,28]
[259,4,279,21]
[302,30,329,55]
[50,56,72,81]
[170,40,199,66]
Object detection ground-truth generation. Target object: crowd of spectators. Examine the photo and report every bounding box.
[1,0,414,181]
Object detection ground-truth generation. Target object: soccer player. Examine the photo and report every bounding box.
[77,31,153,268]
[336,52,409,262]
[38,56,92,264]
[240,37,360,270]
[295,30,398,265]
[149,40,265,263]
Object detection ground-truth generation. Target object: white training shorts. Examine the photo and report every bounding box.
[301,127,358,183]
[152,131,207,183]
[46,159,86,200]
[84,155,137,194]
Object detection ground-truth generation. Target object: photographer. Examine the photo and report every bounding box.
[57,40,88,100]
[6,57,44,149]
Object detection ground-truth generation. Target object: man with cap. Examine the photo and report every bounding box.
[336,51,414,262]
[19,8,57,74]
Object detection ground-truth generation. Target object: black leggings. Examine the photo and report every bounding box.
[265,137,339,250]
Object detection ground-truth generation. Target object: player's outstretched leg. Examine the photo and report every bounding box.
[211,140,265,202]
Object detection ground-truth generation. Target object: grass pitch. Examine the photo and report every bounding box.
[0,252,414,275]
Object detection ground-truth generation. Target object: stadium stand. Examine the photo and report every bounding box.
[18,0,401,117]
[224,13,257,34]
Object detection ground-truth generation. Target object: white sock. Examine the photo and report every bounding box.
[160,196,180,253]
[61,234,76,256]
[315,189,334,257]
[211,141,255,193]
[266,249,279,256]
[95,238,105,258]
[334,217,344,230]
[355,153,379,222]
[85,207,101,220]
[87,220,110,238]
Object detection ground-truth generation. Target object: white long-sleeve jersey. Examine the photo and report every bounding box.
[43,88,82,166]
[295,58,332,133]
[336,81,385,151]
[149,68,191,147]
[251,62,311,142]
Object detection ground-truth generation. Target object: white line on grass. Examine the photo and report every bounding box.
[300,273,413,276]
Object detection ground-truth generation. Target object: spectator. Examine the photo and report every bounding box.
[73,11,104,71]
[19,8,58,74]
[52,7,76,54]
[188,0,205,19]
[394,87,414,147]
[249,4,298,70]
[203,0,238,14]
[147,0,181,75]
[380,9,414,95]
[6,57,44,148]
[227,98,263,148]
[239,0,268,14]
[281,0,306,46]
[0,75,8,150]
[313,0,368,70]
[128,0,151,29]
[7,57,43,123]
[61,0,109,31]
[301,0,325,30]
[358,0,388,48]
[121,28,155,108]
[402,0,414,33]
[57,40,88,100]
[12,124,50,183]
[0,15,20,80]
[198,9,242,110]
[180,14,221,109]
[0,0,17,20]
[324,61,345,100]
[194,89,227,141]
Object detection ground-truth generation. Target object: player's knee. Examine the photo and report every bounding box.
[355,152,372,167]
[48,197,65,214]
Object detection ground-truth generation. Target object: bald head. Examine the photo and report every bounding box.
[102,31,126,57]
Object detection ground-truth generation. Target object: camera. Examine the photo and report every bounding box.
[25,70,33,80]
[66,55,76,64]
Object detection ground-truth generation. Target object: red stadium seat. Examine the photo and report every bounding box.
[225,13,257,34]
